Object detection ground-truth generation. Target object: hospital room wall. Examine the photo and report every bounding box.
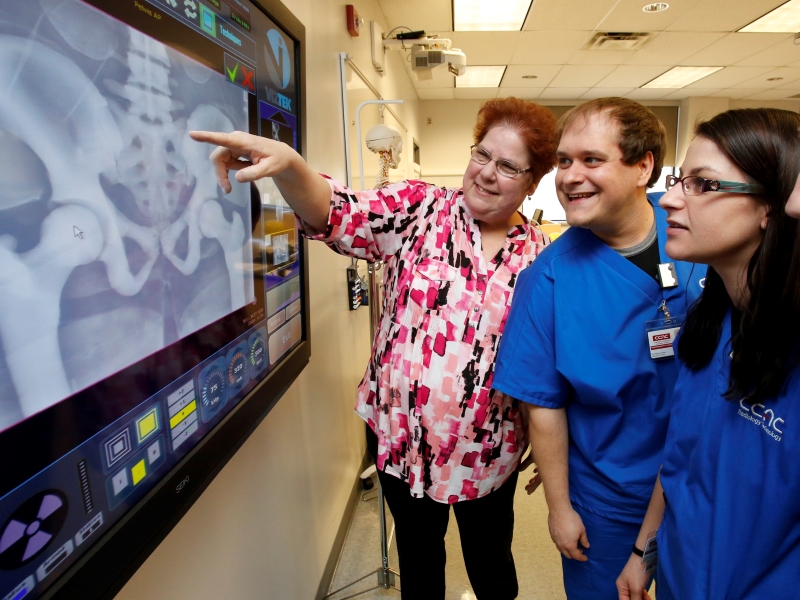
[675,96,800,165]
[113,1,423,599]
[418,96,799,189]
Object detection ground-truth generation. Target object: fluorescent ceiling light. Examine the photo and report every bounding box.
[740,0,800,32]
[456,66,507,87]
[454,0,532,31]
[642,66,723,88]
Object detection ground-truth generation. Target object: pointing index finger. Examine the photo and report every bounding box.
[189,130,236,147]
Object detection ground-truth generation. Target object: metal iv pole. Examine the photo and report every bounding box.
[322,87,402,599]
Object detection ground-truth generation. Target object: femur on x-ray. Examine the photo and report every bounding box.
[0,0,256,429]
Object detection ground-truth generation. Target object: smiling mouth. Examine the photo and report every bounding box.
[476,184,498,195]
[567,192,596,200]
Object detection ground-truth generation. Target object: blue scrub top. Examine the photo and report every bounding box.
[493,200,706,522]
[657,311,800,599]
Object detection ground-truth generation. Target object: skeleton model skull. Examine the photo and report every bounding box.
[365,123,403,189]
[0,0,256,427]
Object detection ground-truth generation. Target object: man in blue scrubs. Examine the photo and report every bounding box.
[493,98,705,599]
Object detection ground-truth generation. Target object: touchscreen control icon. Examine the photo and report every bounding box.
[0,490,68,570]
[35,539,73,583]
[166,380,199,450]
[249,328,267,376]
[226,343,249,397]
[103,430,131,470]
[3,575,35,600]
[198,359,229,423]
[105,437,167,510]
[135,406,160,445]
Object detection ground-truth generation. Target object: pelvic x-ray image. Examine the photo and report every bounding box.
[0,0,255,429]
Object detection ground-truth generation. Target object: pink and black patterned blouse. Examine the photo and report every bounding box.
[299,178,547,503]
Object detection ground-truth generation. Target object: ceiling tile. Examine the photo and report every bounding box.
[626,88,675,99]
[624,32,727,65]
[538,87,590,100]
[417,88,456,99]
[710,88,763,98]
[454,88,500,99]
[777,79,800,90]
[680,33,786,66]
[511,31,594,65]
[567,50,638,66]
[581,87,636,99]
[497,87,543,99]
[550,64,616,87]
[598,0,701,32]
[743,89,800,100]
[667,0,788,32]
[427,31,520,65]
[734,67,800,89]
[523,0,618,31]
[412,71,457,88]
[663,87,724,99]
[597,65,672,87]
[501,65,563,87]
[682,66,772,88]
[376,0,453,32]
[735,35,800,66]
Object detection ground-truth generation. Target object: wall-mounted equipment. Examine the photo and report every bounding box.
[371,24,467,80]
[346,5,363,37]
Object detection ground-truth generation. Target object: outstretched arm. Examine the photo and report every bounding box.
[189,130,331,232]
[528,404,590,562]
[616,475,665,600]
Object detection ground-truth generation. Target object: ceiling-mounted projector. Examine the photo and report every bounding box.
[410,46,466,80]
[381,36,467,80]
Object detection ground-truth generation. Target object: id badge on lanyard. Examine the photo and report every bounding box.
[645,263,684,360]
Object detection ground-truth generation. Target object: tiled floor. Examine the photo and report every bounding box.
[324,473,565,600]
[325,474,657,600]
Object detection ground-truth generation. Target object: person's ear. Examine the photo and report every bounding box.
[761,212,770,230]
[637,151,655,188]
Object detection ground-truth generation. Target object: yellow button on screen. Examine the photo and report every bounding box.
[131,459,147,486]
[169,399,197,430]
[137,410,158,442]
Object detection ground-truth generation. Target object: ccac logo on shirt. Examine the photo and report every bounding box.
[738,399,784,442]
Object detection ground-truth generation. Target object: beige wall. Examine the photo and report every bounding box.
[418,99,482,188]
[113,2,422,599]
[418,96,800,188]
[676,96,800,166]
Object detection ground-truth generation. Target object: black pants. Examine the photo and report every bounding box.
[371,430,519,600]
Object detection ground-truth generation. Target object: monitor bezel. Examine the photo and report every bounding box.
[33,0,310,597]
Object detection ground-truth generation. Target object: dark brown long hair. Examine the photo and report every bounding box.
[678,108,800,402]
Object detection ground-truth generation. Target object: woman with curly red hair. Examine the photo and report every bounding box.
[191,97,557,599]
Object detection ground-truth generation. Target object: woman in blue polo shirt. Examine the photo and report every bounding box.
[616,108,800,600]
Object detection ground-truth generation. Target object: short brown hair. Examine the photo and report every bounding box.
[473,97,558,184]
[556,98,667,188]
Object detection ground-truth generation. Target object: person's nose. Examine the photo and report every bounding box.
[659,182,686,211]
[478,159,498,181]
[559,163,584,186]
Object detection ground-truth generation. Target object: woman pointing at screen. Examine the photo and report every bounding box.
[191,97,557,600]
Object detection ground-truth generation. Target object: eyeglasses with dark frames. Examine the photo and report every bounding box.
[665,174,765,197]
[469,145,530,179]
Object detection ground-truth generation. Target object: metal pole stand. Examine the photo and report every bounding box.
[324,480,400,599]
[324,262,400,599]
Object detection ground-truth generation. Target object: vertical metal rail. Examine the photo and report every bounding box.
[339,53,353,189]
[323,97,401,600]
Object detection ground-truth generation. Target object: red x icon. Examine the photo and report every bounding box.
[241,66,254,91]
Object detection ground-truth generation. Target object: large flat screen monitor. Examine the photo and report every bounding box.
[0,0,308,598]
